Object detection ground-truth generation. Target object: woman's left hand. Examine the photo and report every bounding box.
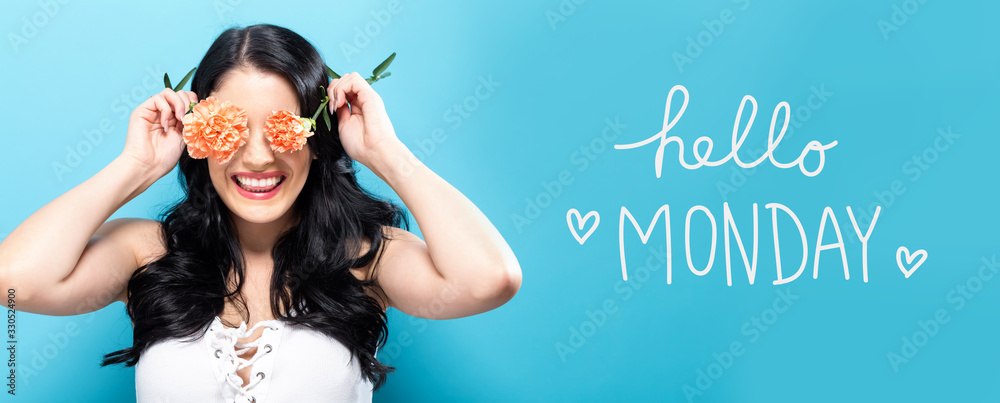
[328,72,402,170]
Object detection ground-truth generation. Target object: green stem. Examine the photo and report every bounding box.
[312,99,328,121]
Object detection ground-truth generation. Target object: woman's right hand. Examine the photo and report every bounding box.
[122,88,198,182]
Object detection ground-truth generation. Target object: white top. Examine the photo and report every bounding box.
[135,312,375,403]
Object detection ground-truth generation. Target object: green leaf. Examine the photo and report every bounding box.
[326,65,341,79]
[172,67,197,91]
[163,73,172,89]
[322,109,332,131]
[372,52,396,76]
[367,71,392,85]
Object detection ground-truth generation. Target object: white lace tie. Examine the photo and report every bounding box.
[207,319,282,403]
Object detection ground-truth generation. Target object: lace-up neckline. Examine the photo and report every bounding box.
[207,316,285,403]
[134,303,375,403]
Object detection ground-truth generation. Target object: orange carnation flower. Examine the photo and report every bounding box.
[181,96,249,164]
[265,109,315,153]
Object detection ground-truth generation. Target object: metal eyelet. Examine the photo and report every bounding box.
[263,344,272,353]
[256,371,265,380]
[214,349,222,358]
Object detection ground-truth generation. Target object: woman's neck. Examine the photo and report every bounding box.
[230,208,300,257]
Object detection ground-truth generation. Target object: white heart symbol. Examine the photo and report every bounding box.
[566,209,600,245]
[896,246,927,279]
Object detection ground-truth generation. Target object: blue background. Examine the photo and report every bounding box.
[2,0,998,402]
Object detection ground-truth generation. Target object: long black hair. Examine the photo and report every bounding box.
[101,23,408,391]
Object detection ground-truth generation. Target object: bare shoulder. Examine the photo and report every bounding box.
[349,225,420,312]
[100,218,166,304]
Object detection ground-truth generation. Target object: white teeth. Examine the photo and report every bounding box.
[234,175,284,191]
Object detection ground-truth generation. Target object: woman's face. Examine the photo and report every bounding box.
[206,67,313,225]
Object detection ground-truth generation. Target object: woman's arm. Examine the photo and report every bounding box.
[332,73,521,320]
[0,88,194,315]
[0,158,160,315]
[371,140,521,319]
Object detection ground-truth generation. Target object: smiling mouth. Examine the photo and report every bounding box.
[232,174,286,193]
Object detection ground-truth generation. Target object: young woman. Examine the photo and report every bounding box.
[0,24,521,402]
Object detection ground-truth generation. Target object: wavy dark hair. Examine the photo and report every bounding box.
[100,23,408,391]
